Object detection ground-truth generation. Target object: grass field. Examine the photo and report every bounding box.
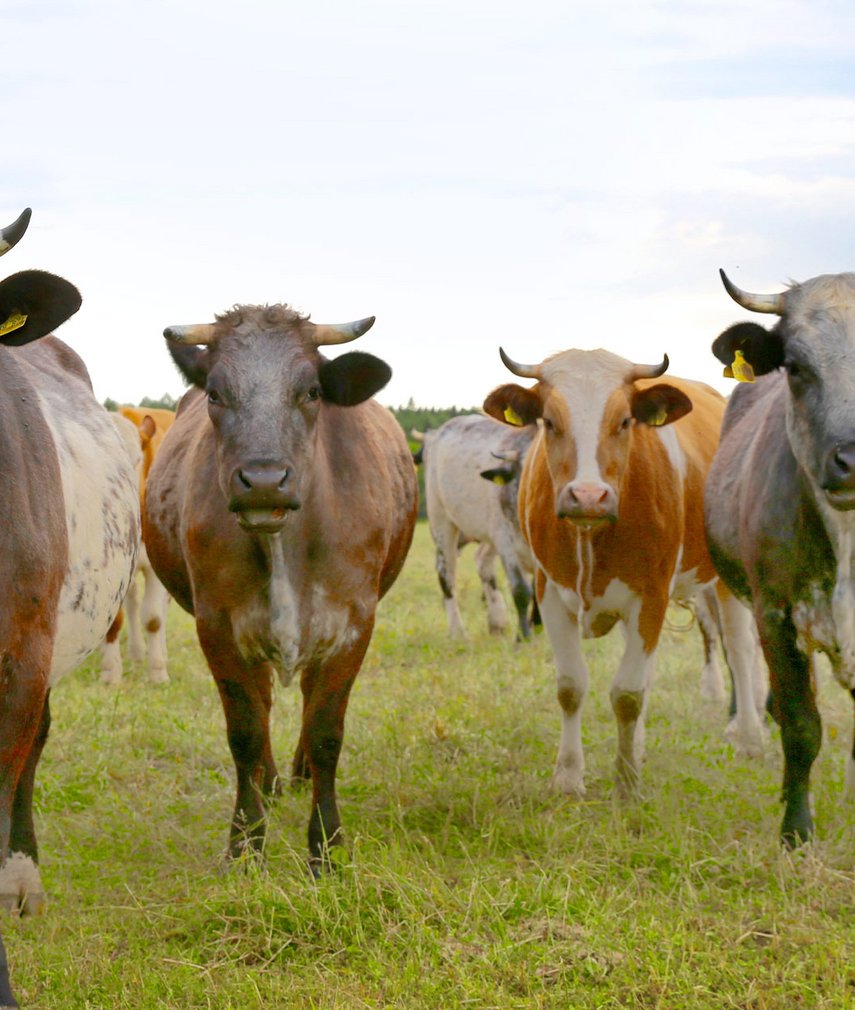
[7,522,854,1008]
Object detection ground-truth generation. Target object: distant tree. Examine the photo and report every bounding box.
[103,397,119,412]
[139,393,179,411]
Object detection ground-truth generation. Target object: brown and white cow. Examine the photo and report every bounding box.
[706,270,855,844]
[483,347,765,798]
[0,209,139,1008]
[101,406,176,684]
[417,415,538,639]
[144,303,417,871]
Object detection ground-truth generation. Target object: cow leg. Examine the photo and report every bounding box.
[0,668,48,917]
[124,572,144,664]
[757,610,821,845]
[100,609,125,685]
[611,603,657,800]
[300,623,373,872]
[495,537,532,641]
[717,587,766,757]
[430,520,467,638]
[540,580,588,797]
[474,542,509,635]
[846,689,855,797]
[140,565,170,684]
[197,616,278,857]
[695,586,726,701]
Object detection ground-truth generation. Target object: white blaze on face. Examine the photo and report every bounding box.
[540,349,630,487]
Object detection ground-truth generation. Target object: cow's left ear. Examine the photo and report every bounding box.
[631,384,693,427]
[712,322,784,376]
[0,270,81,346]
[319,351,392,406]
[167,341,211,389]
[480,465,514,485]
[483,384,542,426]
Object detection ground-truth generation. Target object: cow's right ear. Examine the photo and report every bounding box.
[712,322,783,376]
[0,270,81,346]
[480,465,514,485]
[483,384,542,426]
[166,341,211,388]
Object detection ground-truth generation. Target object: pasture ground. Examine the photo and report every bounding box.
[8,523,854,1008]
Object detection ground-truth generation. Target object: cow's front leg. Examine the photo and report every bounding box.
[300,622,373,873]
[848,689,855,796]
[540,579,588,797]
[0,663,49,917]
[717,585,766,757]
[757,608,821,846]
[197,615,278,859]
[611,599,658,800]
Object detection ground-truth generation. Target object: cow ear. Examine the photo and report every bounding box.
[140,414,157,442]
[483,384,542,426]
[167,341,211,388]
[0,270,81,346]
[631,384,693,427]
[318,351,391,406]
[480,466,513,485]
[712,322,783,376]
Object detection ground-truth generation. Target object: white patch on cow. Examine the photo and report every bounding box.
[718,593,767,757]
[0,852,45,917]
[555,576,634,639]
[654,423,686,481]
[35,392,139,685]
[232,535,353,687]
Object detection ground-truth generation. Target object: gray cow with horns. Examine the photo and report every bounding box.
[144,302,417,872]
[706,268,855,845]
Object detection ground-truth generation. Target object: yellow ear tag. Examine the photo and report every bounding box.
[503,405,524,426]
[0,311,27,338]
[491,473,509,486]
[725,349,755,383]
[647,406,668,427]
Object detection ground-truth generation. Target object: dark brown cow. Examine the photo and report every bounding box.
[0,209,139,1008]
[144,303,417,870]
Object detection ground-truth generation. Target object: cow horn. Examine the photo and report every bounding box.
[719,269,784,315]
[309,316,376,346]
[492,449,520,463]
[0,208,31,257]
[410,429,425,443]
[499,347,542,380]
[163,323,217,345]
[627,355,669,383]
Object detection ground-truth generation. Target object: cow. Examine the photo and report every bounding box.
[101,406,176,684]
[705,269,855,845]
[0,208,139,1008]
[143,302,418,872]
[417,414,538,640]
[483,346,766,800]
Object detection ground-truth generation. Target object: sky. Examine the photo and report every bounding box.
[4,0,855,409]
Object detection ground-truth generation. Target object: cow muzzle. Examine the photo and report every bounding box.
[229,463,301,532]
[556,481,618,527]
[821,443,855,511]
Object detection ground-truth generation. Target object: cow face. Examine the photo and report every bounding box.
[165,305,390,533]
[484,348,691,527]
[716,271,855,510]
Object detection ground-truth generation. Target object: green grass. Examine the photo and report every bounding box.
[8,523,854,1008]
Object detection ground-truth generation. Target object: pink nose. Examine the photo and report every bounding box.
[557,481,617,525]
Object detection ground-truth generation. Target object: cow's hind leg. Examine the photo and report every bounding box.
[430,519,467,638]
[300,623,373,874]
[846,688,855,797]
[717,586,766,757]
[474,542,509,635]
[140,563,170,684]
[695,586,726,701]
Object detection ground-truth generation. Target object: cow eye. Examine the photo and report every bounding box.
[786,359,814,393]
[304,385,321,403]
[543,417,554,432]
[620,416,632,431]
[207,387,222,406]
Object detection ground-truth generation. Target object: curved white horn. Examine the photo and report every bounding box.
[627,355,669,383]
[491,449,520,463]
[719,269,784,315]
[310,315,375,346]
[499,347,542,379]
[163,323,217,345]
[0,208,31,256]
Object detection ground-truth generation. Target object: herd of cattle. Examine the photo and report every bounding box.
[0,208,852,1006]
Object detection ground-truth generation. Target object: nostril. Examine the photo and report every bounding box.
[238,469,253,491]
[278,469,290,490]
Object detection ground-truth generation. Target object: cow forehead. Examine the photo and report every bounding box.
[786,274,855,350]
[540,348,631,418]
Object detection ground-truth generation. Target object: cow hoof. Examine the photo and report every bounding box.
[551,767,586,798]
[149,667,169,684]
[100,666,122,686]
[725,718,766,758]
[0,855,45,917]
